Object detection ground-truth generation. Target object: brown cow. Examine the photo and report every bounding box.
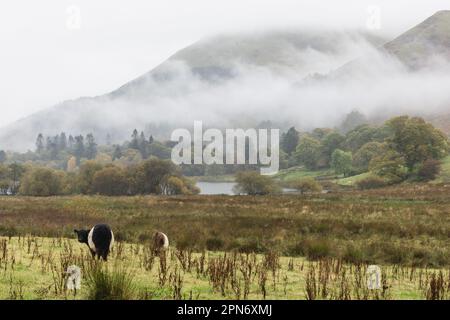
[153,231,169,254]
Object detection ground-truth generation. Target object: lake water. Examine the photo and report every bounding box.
[197,182,237,195]
[196,182,298,195]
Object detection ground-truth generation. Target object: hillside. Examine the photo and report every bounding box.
[1,11,450,151]
[384,10,450,69]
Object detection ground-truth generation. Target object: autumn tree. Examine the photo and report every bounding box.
[386,116,449,170]
[331,149,353,177]
[293,136,321,170]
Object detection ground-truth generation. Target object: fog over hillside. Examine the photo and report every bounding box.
[1,10,450,151]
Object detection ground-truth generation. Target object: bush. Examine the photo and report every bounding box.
[86,262,136,300]
[161,176,200,195]
[205,237,225,251]
[342,245,369,264]
[356,176,387,190]
[287,177,322,194]
[294,238,333,260]
[19,167,63,196]
[233,171,280,195]
[92,166,129,196]
[417,159,441,181]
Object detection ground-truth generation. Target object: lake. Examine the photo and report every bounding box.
[196,181,298,195]
[196,182,237,195]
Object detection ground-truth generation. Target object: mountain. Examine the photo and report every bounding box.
[0,30,385,151]
[333,10,450,78]
[1,11,450,152]
[384,10,450,69]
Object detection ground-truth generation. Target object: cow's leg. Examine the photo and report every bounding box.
[101,249,109,261]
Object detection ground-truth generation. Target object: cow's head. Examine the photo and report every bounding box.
[74,229,89,244]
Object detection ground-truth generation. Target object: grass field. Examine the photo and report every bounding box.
[1,184,450,299]
[1,186,450,266]
[272,166,335,182]
[0,236,448,300]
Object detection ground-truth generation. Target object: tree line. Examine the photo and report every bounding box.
[17,158,199,197]
[280,114,449,188]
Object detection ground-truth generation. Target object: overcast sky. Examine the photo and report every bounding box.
[0,0,448,127]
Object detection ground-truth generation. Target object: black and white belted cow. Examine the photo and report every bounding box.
[74,224,114,261]
[153,231,169,254]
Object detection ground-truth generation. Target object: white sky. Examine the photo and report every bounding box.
[0,0,448,127]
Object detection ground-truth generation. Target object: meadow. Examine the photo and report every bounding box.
[1,236,449,300]
[0,183,450,299]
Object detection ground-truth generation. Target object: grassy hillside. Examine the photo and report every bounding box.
[273,166,335,182]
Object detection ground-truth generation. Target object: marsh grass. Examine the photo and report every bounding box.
[85,261,136,300]
[0,236,448,300]
[1,185,450,266]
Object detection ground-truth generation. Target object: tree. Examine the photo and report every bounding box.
[77,161,103,194]
[73,135,85,163]
[147,142,171,159]
[59,132,67,150]
[85,133,97,160]
[321,132,345,166]
[0,150,6,163]
[417,159,441,181]
[92,166,129,196]
[293,136,321,170]
[19,167,62,196]
[36,134,44,154]
[233,171,280,195]
[353,142,386,171]
[369,149,408,183]
[343,125,378,152]
[67,156,77,172]
[311,128,333,140]
[46,136,58,160]
[68,135,75,151]
[138,131,149,158]
[129,158,179,194]
[130,129,139,149]
[331,149,353,177]
[0,165,10,194]
[112,145,122,161]
[281,127,299,155]
[8,163,25,194]
[387,116,449,170]
[340,110,367,133]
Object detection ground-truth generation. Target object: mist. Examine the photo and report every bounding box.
[1,9,450,151]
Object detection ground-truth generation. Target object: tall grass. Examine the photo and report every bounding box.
[85,261,135,300]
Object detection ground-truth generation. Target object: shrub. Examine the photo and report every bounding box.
[19,167,63,196]
[287,178,322,194]
[85,262,136,300]
[205,237,225,251]
[161,176,200,195]
[296,238,333,260]
[92,166,129,196]
[356,176,387,190]
[417,159,441,181]
[233,171,280,195]
[342,245,369,264]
